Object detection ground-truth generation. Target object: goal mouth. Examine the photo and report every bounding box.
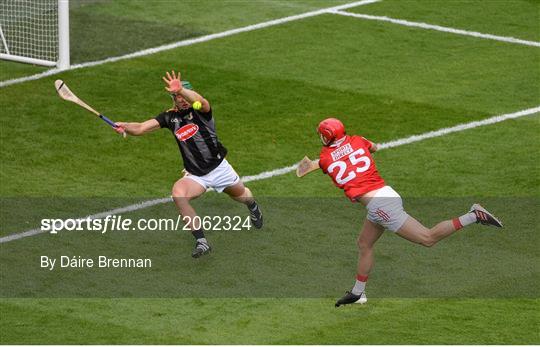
[0,0,69,69]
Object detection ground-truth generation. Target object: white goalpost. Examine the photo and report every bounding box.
[0,0,70,69]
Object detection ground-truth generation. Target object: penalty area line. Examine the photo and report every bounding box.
[0,105,538,244]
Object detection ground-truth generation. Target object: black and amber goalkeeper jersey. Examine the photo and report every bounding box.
[155,107,227,176]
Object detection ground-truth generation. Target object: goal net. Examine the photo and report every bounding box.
[0,0,69,69]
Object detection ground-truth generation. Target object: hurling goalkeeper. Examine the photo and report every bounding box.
[300,118,502,307]
[114,70,263,258]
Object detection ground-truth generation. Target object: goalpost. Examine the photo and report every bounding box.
[0,0,70,69]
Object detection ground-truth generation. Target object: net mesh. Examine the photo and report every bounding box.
[0,0,58,62]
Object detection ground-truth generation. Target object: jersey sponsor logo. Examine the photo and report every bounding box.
[331,143,353,161]
[175,123,199,141]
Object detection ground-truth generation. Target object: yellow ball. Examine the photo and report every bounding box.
[193,101,202,110]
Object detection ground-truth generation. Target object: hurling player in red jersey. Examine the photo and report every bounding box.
[313,118,503,307]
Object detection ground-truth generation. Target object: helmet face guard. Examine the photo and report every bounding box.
[317,118,345,146]
[181,81,193,90]
[319,131,331,146]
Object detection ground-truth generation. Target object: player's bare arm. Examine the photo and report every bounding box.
[115,119,160,136]
[162,70,211,113]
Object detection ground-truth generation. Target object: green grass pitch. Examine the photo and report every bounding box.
[0,0,539,344]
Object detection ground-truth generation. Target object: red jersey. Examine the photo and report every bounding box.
[319,135,385,201]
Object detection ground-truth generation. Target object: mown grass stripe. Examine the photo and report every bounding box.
[1,105,538,244]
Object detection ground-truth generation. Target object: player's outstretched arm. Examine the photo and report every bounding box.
[296,156,321,177]
[115,119,160,136]
[162,70,211,113]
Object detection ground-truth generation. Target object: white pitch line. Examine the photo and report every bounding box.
[0,198,173,243]
[242,163,299,183]
[1,105,538,244]
[0,0,380,89]
[379,106,540,149]
[329,10,540,47]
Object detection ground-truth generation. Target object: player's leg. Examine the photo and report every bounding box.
[171,177,209,258]
[224,180,254,204]
[336,219,384,307]
[207,158,263,229]
[396,216,454,247]
[356,218,385,285]
[397,204,503,247]
[224,181,263,229]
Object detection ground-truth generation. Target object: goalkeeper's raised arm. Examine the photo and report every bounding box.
[163,70,210,113]
[114,70,211,136]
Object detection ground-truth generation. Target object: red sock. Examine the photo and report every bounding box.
[452,218,463,230]
[356,274,368,282]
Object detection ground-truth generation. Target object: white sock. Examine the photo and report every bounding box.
[352,279,366,295]
[197,237,208,244]
[458,212,477,227]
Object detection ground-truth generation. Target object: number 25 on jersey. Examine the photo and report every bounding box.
[327,148,371,185]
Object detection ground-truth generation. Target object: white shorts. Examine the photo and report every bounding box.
[184,159,240,193]
[366,186,409,232]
